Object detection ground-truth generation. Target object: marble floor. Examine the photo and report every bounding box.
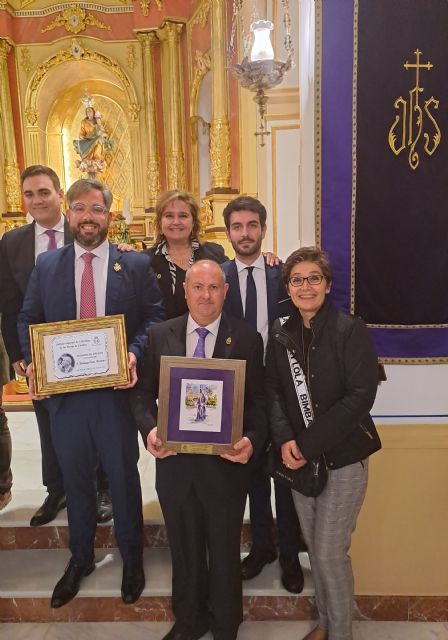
[1,411,447,639]
[1,621,448,640]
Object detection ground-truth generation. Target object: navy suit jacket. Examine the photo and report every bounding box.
[0,218,72,364]
[17,242,165,365]
[222,258,294,330]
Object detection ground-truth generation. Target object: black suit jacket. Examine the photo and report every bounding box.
[0,218,72,365]
[222,258,294,330]
[130,312,267,502]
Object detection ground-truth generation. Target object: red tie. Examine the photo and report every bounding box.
[80,253,96,319]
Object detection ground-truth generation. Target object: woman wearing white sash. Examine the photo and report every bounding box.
[266,247,381,640]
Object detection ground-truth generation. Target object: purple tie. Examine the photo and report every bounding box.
[45,229,57,251]
[193,328,209,358]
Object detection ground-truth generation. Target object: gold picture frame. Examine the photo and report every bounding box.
[30,314,129,396]
[157,355,246,455]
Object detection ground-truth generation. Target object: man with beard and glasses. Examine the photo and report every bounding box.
[17,178,164,608]
[222,196,306,594]
[0,165,112,526]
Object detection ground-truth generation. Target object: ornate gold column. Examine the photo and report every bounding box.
[0,39,21,213]
[209,0,231,190]
[137,31,161,208]
[157,21,186,190]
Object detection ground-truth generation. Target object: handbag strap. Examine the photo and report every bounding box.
[279,317,313,429]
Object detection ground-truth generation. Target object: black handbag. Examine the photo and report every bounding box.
[268,445,328,498]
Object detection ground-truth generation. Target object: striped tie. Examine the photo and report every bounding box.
[80,253,96,319]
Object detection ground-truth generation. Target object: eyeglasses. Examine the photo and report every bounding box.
[69,203,109,216]
[288,274,325,287]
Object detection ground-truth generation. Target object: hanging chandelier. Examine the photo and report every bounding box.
[228,0,294,146]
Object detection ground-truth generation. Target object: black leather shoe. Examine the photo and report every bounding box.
[279,553,304,594]
[241,547,277,580]
[50,559,95,608]
[30,494,66,527]
[162,624,209,640]
[121,564,145,604]
[96,489,113,524]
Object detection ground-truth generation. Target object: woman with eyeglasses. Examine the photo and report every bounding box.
[266,246,381,640]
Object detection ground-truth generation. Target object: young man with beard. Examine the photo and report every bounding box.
[0,166,112,526]
[17,178,164,608]
[222,196,305,594]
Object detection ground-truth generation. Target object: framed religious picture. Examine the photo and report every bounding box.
[29,314,130,396]
[157,355,246,455]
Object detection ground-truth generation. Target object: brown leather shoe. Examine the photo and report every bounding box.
[302,626,328,640]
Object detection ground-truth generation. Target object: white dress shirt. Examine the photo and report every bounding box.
[34,215,65,260]
[186,314,221,358]
[74,239,110,319]
[235,254,269,352]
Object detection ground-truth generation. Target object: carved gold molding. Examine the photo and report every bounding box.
[4,162,21,212]
[127,43,137,70]
[20,47,32,75]
[128,102,141,121]
[190,49,211,109]
[147,155,161,203]
[191,0,211,28]
[140,0,163,17]
[29,39,131,96]
[0,38,11,59]
[210,119,231,189]
[167,153,186,191]
[41,6,111,35]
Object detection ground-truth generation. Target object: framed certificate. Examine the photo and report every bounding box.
[29,314,130,396]
[157,355,246,455]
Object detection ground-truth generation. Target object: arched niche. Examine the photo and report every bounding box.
[23,40,144,211]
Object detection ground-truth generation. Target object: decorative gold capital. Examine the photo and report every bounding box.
[4,162,21,212]
[210,119,231,189]
[25,107,38,126]
[157,21,183,42]
[128,102,141,121]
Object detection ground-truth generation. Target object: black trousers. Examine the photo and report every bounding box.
[248,451,302,555]
[159,481,246,640]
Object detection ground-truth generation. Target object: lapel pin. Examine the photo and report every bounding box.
[113,262,122,272]
[156,272,162,279]
[226,337,232,345]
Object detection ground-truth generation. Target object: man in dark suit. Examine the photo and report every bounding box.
[18,178,165,608]
[131,259,267,640]
[0,165,112,526]
[222,196,305,594]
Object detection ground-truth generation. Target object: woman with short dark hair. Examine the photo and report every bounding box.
[267,246,381,640]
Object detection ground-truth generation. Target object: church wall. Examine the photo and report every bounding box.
[297,0,448,597]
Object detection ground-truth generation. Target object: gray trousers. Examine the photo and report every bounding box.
[292,459,368,640]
